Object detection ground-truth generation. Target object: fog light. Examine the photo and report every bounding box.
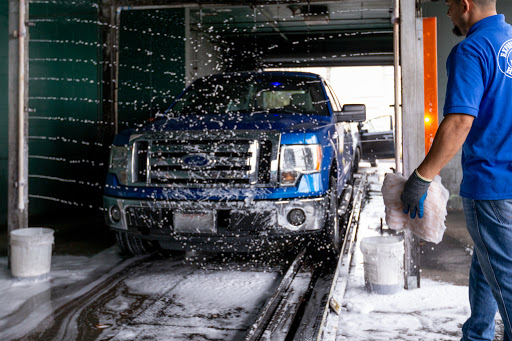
[287,208,306,226]
[110,206,121,222]
[280,170,300,186]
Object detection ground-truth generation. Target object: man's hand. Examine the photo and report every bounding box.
[401,169,432,219]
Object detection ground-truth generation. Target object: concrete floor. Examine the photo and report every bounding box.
[421,210,473,286]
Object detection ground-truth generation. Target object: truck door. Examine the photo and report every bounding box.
[325,84,350,181]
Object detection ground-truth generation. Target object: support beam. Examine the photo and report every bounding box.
[254,6,289,42]
[393,0,402,174]
[8,0,29,238]
[113,0,392,7]
[400,0,424,289]
[263,53,394,67]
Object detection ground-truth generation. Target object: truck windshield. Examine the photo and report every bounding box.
[169,74,329,116]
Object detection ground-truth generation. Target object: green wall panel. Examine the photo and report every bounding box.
[24,4,185,218]
[0,3,186,222]
[28,0,103,216]
[118,9,186,129]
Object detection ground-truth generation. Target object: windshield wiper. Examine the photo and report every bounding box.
[250,108,304,115]
[173,109,215,115]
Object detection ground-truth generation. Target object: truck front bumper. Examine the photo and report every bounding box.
[103,195,328,252]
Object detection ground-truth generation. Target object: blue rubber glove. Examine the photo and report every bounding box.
[401,169,432,219]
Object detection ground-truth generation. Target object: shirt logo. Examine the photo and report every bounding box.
[498,39,512,78]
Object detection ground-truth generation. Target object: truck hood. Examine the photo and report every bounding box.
[142,113,332,134]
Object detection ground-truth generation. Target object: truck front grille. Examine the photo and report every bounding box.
[131,132,279,187]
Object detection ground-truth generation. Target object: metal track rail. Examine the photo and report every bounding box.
[244,247,310,341]
[244,173,367,341]
[296,174,367,341]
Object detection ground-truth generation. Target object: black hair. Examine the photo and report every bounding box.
[452,0,496,8]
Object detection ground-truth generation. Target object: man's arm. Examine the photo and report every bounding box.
[417,113,474,179]
[400,113,474,218]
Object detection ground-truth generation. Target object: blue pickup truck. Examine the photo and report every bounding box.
[103,71,365,254]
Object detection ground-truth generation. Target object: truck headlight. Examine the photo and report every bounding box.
[279,144,322,186]
[109,146,130,185]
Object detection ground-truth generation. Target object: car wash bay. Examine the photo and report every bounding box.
[1,0,508,340]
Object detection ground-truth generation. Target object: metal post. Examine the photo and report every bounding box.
[393,0,402,175]
[8,0,29,239]
[400,0,425,290]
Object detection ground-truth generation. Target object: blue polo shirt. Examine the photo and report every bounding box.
[444,15,512,199]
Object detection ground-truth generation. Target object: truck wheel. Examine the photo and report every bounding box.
[352,147,361,174]
[115,231,155,256]
[324,174,341,253]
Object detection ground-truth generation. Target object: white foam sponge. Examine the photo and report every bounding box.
[381,173,449,244]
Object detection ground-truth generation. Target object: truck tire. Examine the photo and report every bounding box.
[352,147,361,174]
[115,231,155,256]
[324,173,341,253]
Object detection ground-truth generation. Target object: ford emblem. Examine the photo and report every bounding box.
[182,153,213,168]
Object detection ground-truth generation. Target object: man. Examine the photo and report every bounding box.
[400,0,512,340]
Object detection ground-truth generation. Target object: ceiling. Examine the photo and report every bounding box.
[189,1,394,34]
[187,1,395,67]
[115,0,399,67]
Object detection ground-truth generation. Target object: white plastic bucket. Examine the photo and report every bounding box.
[360,235,404,294]
[9,228,54,278]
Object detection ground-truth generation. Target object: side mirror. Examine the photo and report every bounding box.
[335,104,366,122]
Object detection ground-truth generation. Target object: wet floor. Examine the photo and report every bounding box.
[0,163,499,341]
[421,210,472,286]
[0,248,298,341]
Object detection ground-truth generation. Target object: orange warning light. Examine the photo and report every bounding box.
[423,17,439,155]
